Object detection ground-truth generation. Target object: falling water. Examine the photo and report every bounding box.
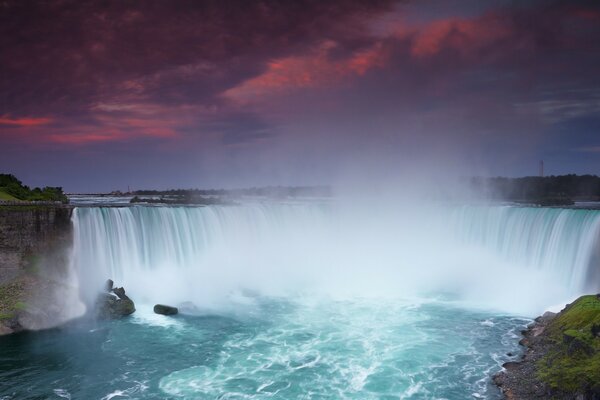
[71,202,600,315]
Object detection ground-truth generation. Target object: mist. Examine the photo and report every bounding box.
[70,194,600,318]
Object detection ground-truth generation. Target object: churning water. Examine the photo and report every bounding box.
[1,200,599,399]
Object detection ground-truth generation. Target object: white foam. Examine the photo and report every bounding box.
[53,389,71,399]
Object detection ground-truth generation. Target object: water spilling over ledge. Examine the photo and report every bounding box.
[71,202,600,316]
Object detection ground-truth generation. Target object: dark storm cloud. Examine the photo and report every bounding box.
[0,0,394,116]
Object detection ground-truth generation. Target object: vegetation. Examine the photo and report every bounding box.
[470,174,600,205]
[0,174,68,203]
[130,195,223,205]
[537,295,600,393]
[0,281,26,321]
[0,190,18,201]
[131,185,332,198]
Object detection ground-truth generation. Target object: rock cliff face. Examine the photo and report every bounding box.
[0,206,83,334]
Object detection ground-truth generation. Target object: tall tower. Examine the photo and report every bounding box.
[539,160,544,177]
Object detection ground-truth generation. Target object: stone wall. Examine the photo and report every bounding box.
[0,205,82,334]
[0,206,72,283]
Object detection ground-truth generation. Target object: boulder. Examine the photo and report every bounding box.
[154,304,178,315]
[95,280,135,319]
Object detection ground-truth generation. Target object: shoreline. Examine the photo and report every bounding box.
[493,295,600,399]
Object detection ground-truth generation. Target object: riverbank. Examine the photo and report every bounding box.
[494,295,600,399]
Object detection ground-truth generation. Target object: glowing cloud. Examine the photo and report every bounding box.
[0,116,52,127]
[224,41,388,102]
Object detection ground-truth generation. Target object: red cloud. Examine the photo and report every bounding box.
[223,10,518,102]
[0,116,52,127]
[1,105,183,147]
[224,40,389,102]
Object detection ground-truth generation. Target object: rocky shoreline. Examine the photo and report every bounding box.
[494,295,600,399]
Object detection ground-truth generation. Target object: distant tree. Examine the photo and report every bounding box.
[0,174,68,203]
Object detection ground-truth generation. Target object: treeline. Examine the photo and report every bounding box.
[132,185,332,198]
[471,174,600,204]
[0,174,68,203]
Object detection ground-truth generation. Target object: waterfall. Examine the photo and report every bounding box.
[71,202,600,315]
[450,206,600,293]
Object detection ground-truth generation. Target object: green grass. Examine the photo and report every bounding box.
[0,312,14,321]
[0,189,18,201]
[537,295,600,392]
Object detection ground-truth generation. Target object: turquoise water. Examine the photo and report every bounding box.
[0,296,527,399]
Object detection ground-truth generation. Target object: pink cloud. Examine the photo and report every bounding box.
[0,116,52,127]
[223,40,389,102]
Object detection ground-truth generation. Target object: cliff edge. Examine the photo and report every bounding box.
[0,205,83,334]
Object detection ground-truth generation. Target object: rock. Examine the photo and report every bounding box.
[495,295,600,399]
[95,280,135,319]
[531,325,545,337]
[502,361,521,371]
[154,304,178,315]
[112,286,127,299]
[538,311,557,324]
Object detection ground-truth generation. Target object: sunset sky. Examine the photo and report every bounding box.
[1,0,600,192]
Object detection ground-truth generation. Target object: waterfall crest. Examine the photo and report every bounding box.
[72,203,600,315]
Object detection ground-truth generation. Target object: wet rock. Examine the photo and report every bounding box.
[536,311,557,324]
[154,304,178,315]
[95,280,135,319]
[502,361,521,371]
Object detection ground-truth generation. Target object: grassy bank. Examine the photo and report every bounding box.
[0,189,18,201]
[537,295,600,393]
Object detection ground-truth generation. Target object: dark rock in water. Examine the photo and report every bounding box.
[154,304,178,315]
[112,287,127,299]
[506,352,514,357]
[95,280,135,319]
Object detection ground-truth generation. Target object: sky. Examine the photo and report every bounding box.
[1,0,600,192]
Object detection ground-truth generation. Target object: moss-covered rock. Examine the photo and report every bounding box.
[537,295,600,396]
[494,295,600,399]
